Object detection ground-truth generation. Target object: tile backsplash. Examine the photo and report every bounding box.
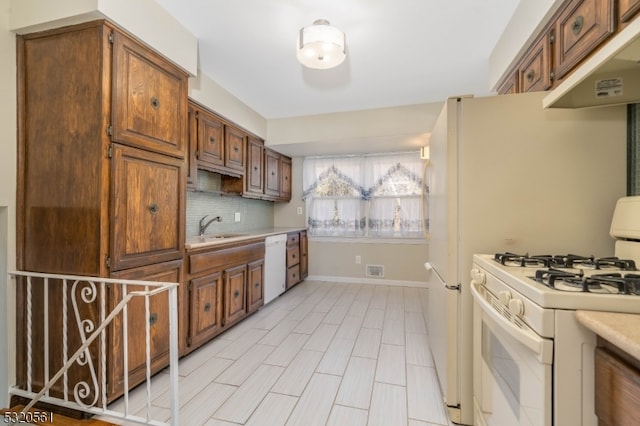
[186,171,274,236]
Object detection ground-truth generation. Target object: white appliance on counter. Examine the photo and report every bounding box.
[424,91,627,424]
[470,196,640,426]
[264,234,287,304]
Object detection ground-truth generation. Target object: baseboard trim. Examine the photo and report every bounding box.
[306,275,427,288]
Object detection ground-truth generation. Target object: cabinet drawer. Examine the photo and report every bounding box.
[188,241,265,275]
[287,264,301,288]
[287,233,300,246]
[286,245,300,268]
[595,347,640,425]
[554,0,615,80]
[517,31,553,92]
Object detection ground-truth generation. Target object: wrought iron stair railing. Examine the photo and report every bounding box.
[9,271,179,426]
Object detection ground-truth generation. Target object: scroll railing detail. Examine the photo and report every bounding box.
[9,271,179,426]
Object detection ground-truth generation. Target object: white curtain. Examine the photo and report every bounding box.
[303,152,427,238]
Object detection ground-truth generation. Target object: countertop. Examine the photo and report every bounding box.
[576,310,640,360]
[185,227,306,249]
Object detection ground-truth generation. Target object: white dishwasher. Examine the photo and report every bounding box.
[264,234,287,304]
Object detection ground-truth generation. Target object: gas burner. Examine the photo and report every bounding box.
[532,269,640,295]
[494,252,637,271]
[494,252,556,267]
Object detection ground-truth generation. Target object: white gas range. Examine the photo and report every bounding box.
[470,196,640,426]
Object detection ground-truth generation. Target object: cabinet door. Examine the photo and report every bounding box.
[280,156,292,201]
[619,0,640,23]
[224,264,247,326]
[595,347,640,425]
[554,0,615,80]
[188,272,223,348]
[225,125,246,172]
[246,136,265,196]
[111,144,185,271]
[247,259,264,313]
[198,109,225,169]
[108,259,182,400]
[264,149,281,198]
[111,31,187,158]
[518,31,553,92]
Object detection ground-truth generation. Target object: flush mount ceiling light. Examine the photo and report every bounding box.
[297,19,346,70]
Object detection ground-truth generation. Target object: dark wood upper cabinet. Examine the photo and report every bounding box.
[245,136,265,196]
[264,149,282,199]
[554,0,615,80]
[197,108,225,169]
[619,0,640,23]
[224,125,247,172]
[111,31,188,158]
[186,103,199,189]
[518,30,554,92]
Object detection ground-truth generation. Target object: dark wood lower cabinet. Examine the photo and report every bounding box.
[223,264,248,327]
[108,260,182,400]
[187,272,223,349]
[286,231,308,289]
[595,341,640,426]
[183,239,265,355]
[247,259,265,314]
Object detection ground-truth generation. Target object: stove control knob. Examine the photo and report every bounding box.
[471,268,486,284]
[508,299,525,316]
[498,291,512,306]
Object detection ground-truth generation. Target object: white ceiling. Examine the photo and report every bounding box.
[154,0,520,120]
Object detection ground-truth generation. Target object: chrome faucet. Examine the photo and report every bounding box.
[199,215,222,236]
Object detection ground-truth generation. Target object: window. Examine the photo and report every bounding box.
[302,152,428,238]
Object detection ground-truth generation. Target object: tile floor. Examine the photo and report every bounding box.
[108,280,453,426]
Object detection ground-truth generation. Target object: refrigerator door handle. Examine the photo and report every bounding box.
[427,262,461,292]
[445,283,461,292]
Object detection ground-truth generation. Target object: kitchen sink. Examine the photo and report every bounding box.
[198,233,246,241]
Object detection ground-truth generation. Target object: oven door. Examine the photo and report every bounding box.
[471,280,553,426]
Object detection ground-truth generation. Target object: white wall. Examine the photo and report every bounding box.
[189,72,268,139]
[267,103,441,156]
[0,0,16,407]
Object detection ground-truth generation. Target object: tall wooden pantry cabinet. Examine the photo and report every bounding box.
[16,20,188,402]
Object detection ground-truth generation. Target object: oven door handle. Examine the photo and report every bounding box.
[471,280,553,365]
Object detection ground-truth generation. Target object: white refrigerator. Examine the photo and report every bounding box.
[425,92,627,425]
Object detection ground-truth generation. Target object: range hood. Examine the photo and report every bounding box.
[543,17,640,108]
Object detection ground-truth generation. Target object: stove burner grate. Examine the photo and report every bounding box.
[494,252,637,271]
[532,269,640,295]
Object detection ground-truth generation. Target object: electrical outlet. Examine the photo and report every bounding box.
[234,212,241,222]
[355,255,361,264]
[297,206,303,215]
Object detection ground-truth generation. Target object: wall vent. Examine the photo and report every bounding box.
[366,264,384,278]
